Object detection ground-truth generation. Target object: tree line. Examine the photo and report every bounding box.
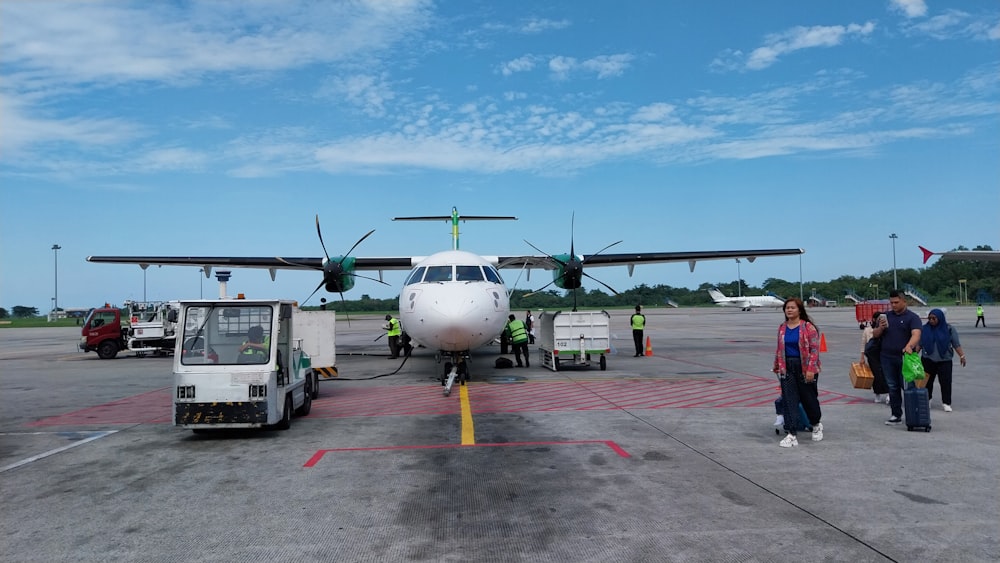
[4,246,995,318]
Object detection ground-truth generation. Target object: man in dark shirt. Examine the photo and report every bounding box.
[873,290,922,425]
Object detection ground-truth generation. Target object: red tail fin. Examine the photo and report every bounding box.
[919,246,935,264]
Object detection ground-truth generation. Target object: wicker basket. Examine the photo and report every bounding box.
[850,362,875,389]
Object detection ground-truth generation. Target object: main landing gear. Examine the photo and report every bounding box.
[438,351,470,397]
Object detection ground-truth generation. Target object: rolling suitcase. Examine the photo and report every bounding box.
[904,385,932,432]
[774,396,812,434]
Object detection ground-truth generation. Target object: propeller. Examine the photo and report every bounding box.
[524,213,623,311]
[296,215,389,322]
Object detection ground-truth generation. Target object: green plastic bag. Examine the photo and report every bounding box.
[902,352,925,383]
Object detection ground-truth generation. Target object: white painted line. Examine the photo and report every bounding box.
[0,430,118,473]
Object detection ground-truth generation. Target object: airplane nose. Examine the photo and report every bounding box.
[403,285,505,351]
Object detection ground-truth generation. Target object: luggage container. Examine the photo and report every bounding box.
[537,310,611,371]
[855,300,891,328]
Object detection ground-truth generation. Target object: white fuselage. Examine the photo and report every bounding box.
[708,289,784,310]
[397,250,510,352]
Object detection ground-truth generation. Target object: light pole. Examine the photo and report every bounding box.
[735,258,742,297]
[199,268,204,299]
[141,264,149,302]
[869,283,878,300]
[51,244,61,313]
[889,233,898,290]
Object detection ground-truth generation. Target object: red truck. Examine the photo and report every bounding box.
[79,301,179,359]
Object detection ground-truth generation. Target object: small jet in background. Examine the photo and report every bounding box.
[919,246,1000,264]
[707,288,785,311]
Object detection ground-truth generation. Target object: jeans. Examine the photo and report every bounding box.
[880,353,904,418]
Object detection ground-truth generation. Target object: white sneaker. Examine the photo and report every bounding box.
[943,404,953,412]
[774,415,784,427]
[811,422,824,442]
[883,394,890,404]
[874,395,881,403]
[779,434,798,448]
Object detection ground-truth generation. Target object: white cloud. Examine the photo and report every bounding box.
[0,93,143,157]
[548,56,577,80]
[546,54,633,80]
[745,22,876,70]
[500,56,538,76]
[520,18,571,34]
[889,0,928,19]
[0,1,432,90]
[317,74,396,117]
[581,54,634,79]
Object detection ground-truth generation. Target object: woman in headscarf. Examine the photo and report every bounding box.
[920,309,966,412]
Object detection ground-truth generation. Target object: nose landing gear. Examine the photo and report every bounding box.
[440,352,470,397]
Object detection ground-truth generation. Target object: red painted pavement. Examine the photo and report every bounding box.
[28,378,868,426]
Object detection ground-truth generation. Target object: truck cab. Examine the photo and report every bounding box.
[80,306,127,359]
[173,299,320,431]
[79,301,179,359]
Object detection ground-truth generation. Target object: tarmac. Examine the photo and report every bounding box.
[0,305,997,562]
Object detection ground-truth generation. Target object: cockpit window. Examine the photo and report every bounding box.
[455,265,485,281]
[424,265,453,282]
[405,267,426,285]
[483,266,503,284]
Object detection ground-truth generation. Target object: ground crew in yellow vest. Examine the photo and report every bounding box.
[976,304,986,327]
[506,314,530,368]
[631,305,646,357]
[240,325,269,363]
[383,314,402,359]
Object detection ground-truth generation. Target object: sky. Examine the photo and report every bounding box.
[2,0,998,313]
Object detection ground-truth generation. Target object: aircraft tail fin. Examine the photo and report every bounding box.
[393,207,517,251]
[707,288,726,302]
[919,246,935,264]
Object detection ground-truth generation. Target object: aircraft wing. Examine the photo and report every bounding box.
[86,255,418,274]
[496,248,804,272]
[920,246,1000,264]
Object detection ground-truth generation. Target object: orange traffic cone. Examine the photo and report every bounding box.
[819,333,828,353]
[645,336,653,356]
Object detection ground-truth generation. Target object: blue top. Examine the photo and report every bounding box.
[784,325,801,357]
[881,309,922,355]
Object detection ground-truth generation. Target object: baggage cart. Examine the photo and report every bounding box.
[537,310,611,371]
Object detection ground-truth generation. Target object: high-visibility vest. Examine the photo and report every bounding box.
[507,319,528,344]
[386,317,402,337]
[631,314,645,330]
[242,335,270,355]
[978,306,984,316]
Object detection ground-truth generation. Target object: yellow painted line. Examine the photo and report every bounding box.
[460,384,475,445]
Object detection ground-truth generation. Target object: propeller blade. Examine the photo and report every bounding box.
[525,274,565,297]
[339,229,376,265]
[583,240,623,263]
[338,292,352,327]
[582,271,620,295]
[569,212,575,258]
[315,215,331,260]
[523,239,564,264]
[351,273,391,286]
[276,257,321,270]
[301,279,325,307]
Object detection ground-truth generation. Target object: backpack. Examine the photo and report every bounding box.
[494,357,514,369]
[865,335,882,355]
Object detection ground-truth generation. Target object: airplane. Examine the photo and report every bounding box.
[87,207,804,396]
[706,288,785,311]
[919,246,1000,264]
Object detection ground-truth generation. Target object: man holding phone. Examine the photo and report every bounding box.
[872,290,922,425]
